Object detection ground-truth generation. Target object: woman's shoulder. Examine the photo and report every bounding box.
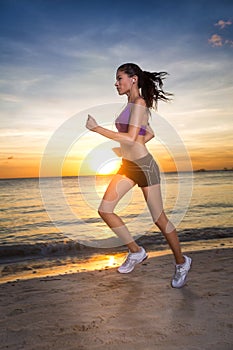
[133,96,146,107]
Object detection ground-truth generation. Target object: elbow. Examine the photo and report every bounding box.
[146,124,155,140]
[145,133,155,143]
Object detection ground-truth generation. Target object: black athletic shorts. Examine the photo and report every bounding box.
[117,153,160,187]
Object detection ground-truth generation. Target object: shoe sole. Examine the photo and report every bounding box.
[118,254,148,274]
[171,257,192,289]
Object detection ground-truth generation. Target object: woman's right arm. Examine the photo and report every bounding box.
[145,123,155,143]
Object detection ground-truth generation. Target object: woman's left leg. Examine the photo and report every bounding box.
[98,174,148,273]
[98,174,140,251]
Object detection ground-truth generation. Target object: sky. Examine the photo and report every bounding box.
[0,0,233,178]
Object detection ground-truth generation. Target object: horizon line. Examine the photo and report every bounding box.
[0,168,232,181]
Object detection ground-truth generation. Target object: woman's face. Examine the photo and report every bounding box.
[115,70,134,95]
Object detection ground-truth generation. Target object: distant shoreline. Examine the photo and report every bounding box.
[0,169,232,181]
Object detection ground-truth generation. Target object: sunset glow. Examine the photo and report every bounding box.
[0,1,232,179]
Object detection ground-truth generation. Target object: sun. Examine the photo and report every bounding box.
[87,147,121,175]
[97,159,120,175]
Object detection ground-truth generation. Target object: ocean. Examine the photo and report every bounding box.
[0,171,232,267]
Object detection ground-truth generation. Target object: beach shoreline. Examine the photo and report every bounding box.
[1,237,232,284]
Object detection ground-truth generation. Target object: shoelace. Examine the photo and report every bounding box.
[174,264,186,280]
[122,253,132,266]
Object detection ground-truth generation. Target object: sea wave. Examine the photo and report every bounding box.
[0,227,232,264]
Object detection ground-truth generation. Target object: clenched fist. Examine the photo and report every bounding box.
[86,115,98,131]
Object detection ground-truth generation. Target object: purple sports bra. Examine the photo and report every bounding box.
[115,104,147,136]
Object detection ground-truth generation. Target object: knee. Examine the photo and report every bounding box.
[98,207,113,220]
[98,208,105,219]
[153,212,165,228]
[154,217,163,232]
[154,214,175,234]
[98,199,116,220]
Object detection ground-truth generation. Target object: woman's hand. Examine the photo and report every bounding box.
[112,147,122,157]
[86,115,98,131]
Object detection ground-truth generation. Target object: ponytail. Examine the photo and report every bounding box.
[141,70,172,109]
[117,63,172,109]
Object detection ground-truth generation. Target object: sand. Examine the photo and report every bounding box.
[0,245,233,350]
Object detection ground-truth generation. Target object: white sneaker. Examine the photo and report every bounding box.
[171,255,192,288]
[118,247,148,274]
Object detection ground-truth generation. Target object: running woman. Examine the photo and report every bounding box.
[86,63,192,288]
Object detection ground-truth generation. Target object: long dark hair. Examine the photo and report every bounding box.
[117,63,172,109]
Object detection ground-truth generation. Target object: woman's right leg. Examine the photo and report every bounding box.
[141,184,184,265]
[142,184,192,288]
[98,174,140,252]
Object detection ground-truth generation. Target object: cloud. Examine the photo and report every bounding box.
[208,34,233,48]
[215,20,232,29]
[225,39,233,47]
[208,34,223,47]
[209,20,233,48]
